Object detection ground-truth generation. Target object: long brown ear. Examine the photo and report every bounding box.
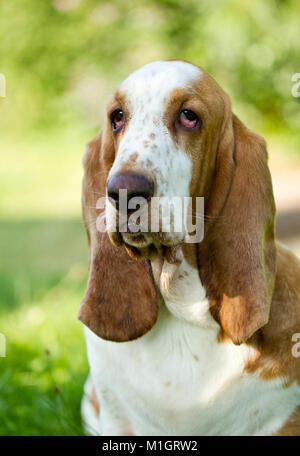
[198,114,276,345]
[78,132,158,342]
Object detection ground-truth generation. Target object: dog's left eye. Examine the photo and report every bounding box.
[111,110,125,132]
[179,110,199,129]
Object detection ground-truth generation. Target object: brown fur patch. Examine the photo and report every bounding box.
[243,244,300,385]
[273,404,300,435]
[78,131,159,342]
[90,384,100,416]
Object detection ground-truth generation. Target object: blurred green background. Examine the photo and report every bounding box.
[0,0,299,435]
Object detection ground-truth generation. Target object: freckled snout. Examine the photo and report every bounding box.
[107,172,154,210]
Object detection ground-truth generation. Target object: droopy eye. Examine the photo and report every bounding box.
[179,109,199,129]
[111,110,125,132]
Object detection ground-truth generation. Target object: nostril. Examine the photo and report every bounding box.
[129,190,153,202]
[107,177,120,204]
[108,192,119,202]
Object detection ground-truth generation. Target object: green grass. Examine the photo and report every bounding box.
[0,218,89,435]
[0,127,299,435]
[0,132,93,435]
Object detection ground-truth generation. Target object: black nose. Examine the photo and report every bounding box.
[107,172,154,209]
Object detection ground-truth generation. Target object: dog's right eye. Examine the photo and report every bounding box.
[178,109,199,129]
[111,110,125,132]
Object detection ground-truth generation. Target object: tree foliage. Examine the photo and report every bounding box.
[0,0,299,150]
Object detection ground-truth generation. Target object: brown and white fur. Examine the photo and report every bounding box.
[79,61,300,436]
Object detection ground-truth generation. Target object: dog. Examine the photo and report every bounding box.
[78,60,300,436]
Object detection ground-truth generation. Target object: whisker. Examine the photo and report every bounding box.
[91,170,107,179]
[190,211,227,221]
[88,191,106,196]
[82,218,97,228]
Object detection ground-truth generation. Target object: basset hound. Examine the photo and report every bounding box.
[79,60,300,436]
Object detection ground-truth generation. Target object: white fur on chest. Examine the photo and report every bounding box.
[152,257,217,329]
[84,261,300,436]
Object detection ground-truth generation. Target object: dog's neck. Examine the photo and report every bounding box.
[150,245,219,330]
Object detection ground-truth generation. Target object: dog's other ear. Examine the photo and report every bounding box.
[198,114,276,345]
[78,132,158,342]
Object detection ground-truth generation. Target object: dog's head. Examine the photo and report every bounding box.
[104,61,232,251]
[79,60,276,345]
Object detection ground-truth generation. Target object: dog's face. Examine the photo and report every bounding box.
[103,61,229,252]
[79,60,276,345]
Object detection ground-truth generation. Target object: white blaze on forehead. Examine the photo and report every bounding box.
[119,60,201,112]
[112,61,201,195]
[107,61,202,244]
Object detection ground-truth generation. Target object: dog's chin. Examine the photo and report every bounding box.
[121,232,153,249]
[113,231,184,263]
[107,224,185,261]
